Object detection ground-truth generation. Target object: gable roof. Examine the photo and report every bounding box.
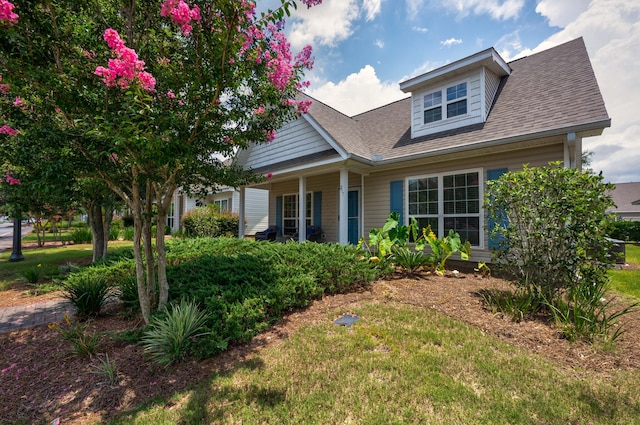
[301,37,609,165]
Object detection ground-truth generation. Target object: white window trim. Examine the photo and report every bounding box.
[421,78,469,127]
[282,192,313,234]
[404,167,484,248]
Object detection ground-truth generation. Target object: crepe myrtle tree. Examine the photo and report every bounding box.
[0,0,320,322]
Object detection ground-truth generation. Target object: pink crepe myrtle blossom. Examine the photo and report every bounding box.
[301,0,322,8]
[253,105,265,115]
[265,129,276,143]
[0,125,17,136]
[95,29,156,92]
[296,99,312,114]
[0,0,18,26]
[2,172,21,185]
[0,76,9,94]
[160,0,201,36]
[166,90,176,99]
[12,96,22,107]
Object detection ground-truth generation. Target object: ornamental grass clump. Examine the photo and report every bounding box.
[62,275,113,320]
[141,298,209,366]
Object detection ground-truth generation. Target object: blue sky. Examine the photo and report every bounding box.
[258,0,640,184]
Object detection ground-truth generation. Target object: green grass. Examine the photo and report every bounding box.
[608,244,640,300]
[108,302,640,425]
[0,241,134,291]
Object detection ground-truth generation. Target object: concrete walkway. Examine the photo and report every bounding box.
[0,299,75,333]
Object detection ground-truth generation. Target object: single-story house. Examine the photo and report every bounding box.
[234,37,610,260]
[167,187,269,236]
[607,182,640,221]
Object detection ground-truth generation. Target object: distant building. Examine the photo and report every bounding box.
[607,182,640,221]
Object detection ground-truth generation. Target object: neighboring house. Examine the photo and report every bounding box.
[235,37,610,260]
[607,182,640,221]
[167,187,269,236]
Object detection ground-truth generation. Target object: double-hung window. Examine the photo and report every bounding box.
[407,169,481,246]
[423,81,468,124]
[214,199,229,212]
[282,193,312,236]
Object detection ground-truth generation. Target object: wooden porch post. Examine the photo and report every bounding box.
[238,187,246,239]
[338,169,348,245]
[298,176,306,243]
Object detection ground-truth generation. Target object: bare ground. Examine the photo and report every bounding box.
[1,268,639,424]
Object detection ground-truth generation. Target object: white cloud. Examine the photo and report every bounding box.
[439,0,525,21]
[405,0,426,17]
[535,0,591,28]
[412,26,429,33]
[306,65,408,116]
[441,37,463,47]
[375,39,385,48]
[525,0,640,182]
[362,0,382,21]
[288,0,360,50]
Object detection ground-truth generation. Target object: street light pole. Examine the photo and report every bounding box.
[9,212,24,262]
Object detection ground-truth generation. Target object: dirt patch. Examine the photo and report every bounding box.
[0,270,639,424]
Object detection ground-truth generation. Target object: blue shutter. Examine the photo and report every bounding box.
[487,168,508,250]
[313,192,322,228]
[390,180,404,224]
[275,196,283,236]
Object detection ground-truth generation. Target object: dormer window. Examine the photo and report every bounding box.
[423,81,468,124]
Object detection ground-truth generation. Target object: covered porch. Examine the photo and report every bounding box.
[238,168,367,245]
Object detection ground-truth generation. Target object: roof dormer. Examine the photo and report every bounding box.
[400,48,511,139]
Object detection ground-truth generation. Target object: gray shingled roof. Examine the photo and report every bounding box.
[608,182,640,214]
[303,37,609,163]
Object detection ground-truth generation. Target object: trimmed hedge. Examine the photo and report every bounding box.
[64,238,381,359]
[181,206,239,238]
[607,220,640,242]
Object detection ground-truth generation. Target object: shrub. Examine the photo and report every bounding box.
[21,264,44,284]
[486,162,615,301]
[118,277,140,312]
[141,299,209,366]
[71,227,92,244]
[606,220,640,242]
[62,275,114,320]
[166,238,380,358]
[181,205,239,238]
[122,226,134,241]
[485,162,636,342]
[108,225,120,241]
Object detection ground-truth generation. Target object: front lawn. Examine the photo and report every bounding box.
[609,244,640,300]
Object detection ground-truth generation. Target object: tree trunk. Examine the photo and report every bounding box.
[87,203,106,262]
[155,180,177,311]
[131,191,152,324]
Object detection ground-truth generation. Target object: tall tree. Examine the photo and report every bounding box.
[0,0,319,322]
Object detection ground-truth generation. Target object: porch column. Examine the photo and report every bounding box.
[563,132,582,169]
[298,176,307,242]
[338,169,349,245]
[238,187,246,239]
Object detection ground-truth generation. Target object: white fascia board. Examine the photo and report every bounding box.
[400,48,511,93]
[302,114,349,159]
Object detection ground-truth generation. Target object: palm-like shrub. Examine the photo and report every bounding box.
[62,275,113,320]
[141,299,209,366]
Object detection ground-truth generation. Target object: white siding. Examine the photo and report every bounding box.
[410,70,484,139]
[362,142,564,259]
[484,68,501,119]
[237,117,334,169]
[243,188,269,235]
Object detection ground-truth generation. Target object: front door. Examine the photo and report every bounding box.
[348,190,359,245]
